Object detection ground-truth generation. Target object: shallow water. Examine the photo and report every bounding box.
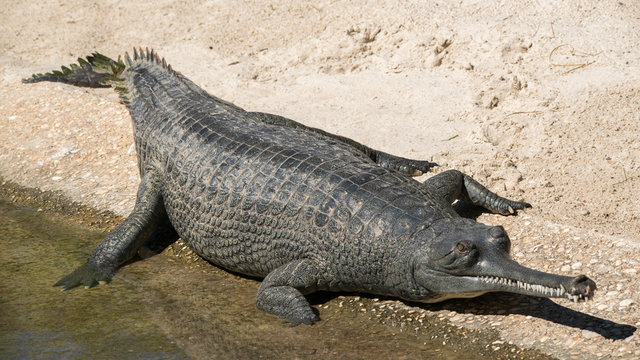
[0,195,549,359]
[0,199,188,360]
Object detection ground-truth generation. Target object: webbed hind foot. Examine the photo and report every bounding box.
[54,263,111,290]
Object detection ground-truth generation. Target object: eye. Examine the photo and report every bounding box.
[455,242,469,254]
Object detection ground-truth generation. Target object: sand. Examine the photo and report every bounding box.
[1,1,638,358]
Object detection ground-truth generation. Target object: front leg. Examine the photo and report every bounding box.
[256,259,326,326]
[55,170,165,289]
[424,169,531,215]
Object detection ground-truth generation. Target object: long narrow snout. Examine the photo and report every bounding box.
[414,255,597,303]
[474,258,597,302]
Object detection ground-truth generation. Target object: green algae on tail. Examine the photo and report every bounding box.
[22,52,126,89]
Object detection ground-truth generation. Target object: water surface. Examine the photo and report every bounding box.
[0,194,550,359]
[0,199,188,359]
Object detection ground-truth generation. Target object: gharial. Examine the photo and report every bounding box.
[23,48,596,325]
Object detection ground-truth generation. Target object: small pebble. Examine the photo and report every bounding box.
[581,329,599,339]
[561,265,571,272]
[619,299,634,308]
[571,262,582,270]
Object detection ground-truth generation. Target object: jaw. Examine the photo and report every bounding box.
[414,258,597,303]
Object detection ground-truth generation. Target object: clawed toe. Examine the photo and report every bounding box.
[503,201,532,215]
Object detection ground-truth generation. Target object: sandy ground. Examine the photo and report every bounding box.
[1,0,639,358]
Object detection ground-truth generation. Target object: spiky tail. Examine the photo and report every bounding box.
[22,53,126,88]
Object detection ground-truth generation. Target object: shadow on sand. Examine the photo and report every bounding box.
[419,292,636,341]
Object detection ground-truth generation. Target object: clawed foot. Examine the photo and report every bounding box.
[493,199,532,216]
[461,174,532,215]
[54,263,111,290]
[377,152,437,176]
[282,307,320,327]
[397,160,438,176]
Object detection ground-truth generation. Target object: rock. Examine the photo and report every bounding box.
[487,96,499,109]
[606,291,620,298]
[619,299,634,308]
[581,329,599,339]
[571,262,582,270]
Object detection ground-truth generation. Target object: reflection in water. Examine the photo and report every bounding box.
[0,199,187,360]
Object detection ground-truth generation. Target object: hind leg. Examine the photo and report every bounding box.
[137,220,179,259]
[55,170,166,289]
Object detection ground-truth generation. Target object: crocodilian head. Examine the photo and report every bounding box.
[411,219,596,303]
